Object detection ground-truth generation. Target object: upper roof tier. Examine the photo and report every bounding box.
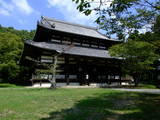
[38,16,119,42]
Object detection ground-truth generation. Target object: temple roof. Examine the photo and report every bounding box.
[38,16,119,41]
[25,41,115,59]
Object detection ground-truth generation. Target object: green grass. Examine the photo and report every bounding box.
[0,83,22,88]
[0,88,160,120]
[136,84,158,89]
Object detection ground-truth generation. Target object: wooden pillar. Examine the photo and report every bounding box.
[119,62,122,85]
[78,58,83,85]
[119,74,122,85]
[66,74,69,85]
[106,74,108,84]
[105,67,108,84]
[31,79,33,86]
[65,56,70,85]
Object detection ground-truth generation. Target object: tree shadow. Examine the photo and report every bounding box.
[40,91,160,120]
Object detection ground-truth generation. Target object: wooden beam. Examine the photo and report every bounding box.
[65,56,70,85]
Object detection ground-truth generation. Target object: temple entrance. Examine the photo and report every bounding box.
[78,64,97,85]
[78,65,89,85]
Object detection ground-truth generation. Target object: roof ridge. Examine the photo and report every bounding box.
[42,16,97,30]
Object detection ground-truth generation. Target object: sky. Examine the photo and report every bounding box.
[0,0,98,30]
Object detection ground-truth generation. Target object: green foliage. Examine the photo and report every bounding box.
[0,25,35,83]
[73,0,160,39]
[0,25,35,40]
[0,32,23,82]
[153,15,160,33]
[109,40,159,74]
[109,17,160,85]
[108,15,160,86]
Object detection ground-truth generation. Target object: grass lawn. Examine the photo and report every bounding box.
[0,88,160,120]
[0,83,22,88]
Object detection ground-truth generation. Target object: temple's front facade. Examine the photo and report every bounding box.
[20,16,122,86]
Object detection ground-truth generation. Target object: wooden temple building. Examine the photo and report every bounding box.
[20,16,123,86]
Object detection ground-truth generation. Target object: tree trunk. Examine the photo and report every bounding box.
[50,55,58,89]
[50,77,56,89]
[133,74,139,87]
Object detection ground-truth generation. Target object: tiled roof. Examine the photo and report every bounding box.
[25,41,114,59]
[39,16,119,41]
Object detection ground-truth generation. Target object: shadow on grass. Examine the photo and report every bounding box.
[101,84,159,89]
[40,91,160,120]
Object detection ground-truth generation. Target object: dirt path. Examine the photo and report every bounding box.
[111,88,160,94]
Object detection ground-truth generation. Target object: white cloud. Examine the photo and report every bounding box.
[12,0,34,15]
[0,0,14,16]
[47,0,98,26]
[0,9,11,16]
[89,0,112,8]
[0,0,14,11]
[0,0,36,16]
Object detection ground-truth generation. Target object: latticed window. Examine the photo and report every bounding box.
[51,35,61,43]
[99,42,106,49]
[51,39,61,43]
[55,75,65,79]
[90,41,98,48]
[82,40,90,47]
[41,56,53,63]
[62,36,71,44]
[72,38,81,45]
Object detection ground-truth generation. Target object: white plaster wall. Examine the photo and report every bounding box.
[68,82,80,86]
[33,83,51,88]
[32,82,80,88]
[32,82,127,88]
[56,83,67,87]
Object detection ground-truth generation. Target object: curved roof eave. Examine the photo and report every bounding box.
[24,40,120,59]
[37,16,121,42]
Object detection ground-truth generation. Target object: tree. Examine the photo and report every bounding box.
[73,0,160,39]
[28,43,74,89]
[49,44,74,89]
[0,25,35,40]
[0,32,23,83]
[109,16,160,86]
[0,25,36,84]
[33,60,57,89]
[109,38,159,86]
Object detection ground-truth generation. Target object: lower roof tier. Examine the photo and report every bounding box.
[25,40,118,59]
[23,41,120,59]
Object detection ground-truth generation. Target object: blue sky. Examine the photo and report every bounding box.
[0,0,98,30]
